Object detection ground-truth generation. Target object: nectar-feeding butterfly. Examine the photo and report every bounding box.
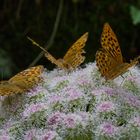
[28,32,88,70]
[0,65,44,96]
[96,23,140,80]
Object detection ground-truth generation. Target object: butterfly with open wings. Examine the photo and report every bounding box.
[0,65,44,96]
[28,32,88,70]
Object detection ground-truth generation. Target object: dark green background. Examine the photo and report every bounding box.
[0,0,140,79]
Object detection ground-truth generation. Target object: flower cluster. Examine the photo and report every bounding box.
[0,63,140,139]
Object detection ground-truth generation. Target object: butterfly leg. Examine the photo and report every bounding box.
[120,78,125,86]
[121,75,125,79]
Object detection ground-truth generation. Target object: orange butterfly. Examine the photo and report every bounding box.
[96,23,140,80]
[28,32,88,70]
[0,65,44,96]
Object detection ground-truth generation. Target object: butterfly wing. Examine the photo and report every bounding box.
[96,49,118,78]
[9,65,44,91]
[96,23,140,80]
[101,23,123,63]
[96,49,139,80]
[27,37,64,69]
[0,81,24,96]
[62,32,88,69]
[44,53,64,69]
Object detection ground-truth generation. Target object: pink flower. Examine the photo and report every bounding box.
[41,130,58,140]
[127,76,136,82]
[64,114,82,129]
[23,103,48,118]
[47,95,63,104]
[77,111,90,122]
[92,89,106,96]
[127,76,140,85]
[64,117,75,128]
[49,76,69,89]
[92,87,117,96]
[75,74,91,86]
[48,112,83,129]
[61,86,84,102]
[65,87,84,101]
[47,112,65,126]
[103,87,117,96]
[96,101,115,113]
[27,86,48,97]
[24,129,37,140]
[124,94,140,108]
[77,112,91,127]
[0,136,10,140]
[99,122,118,136]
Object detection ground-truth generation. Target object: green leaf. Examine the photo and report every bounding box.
[130,6,140,25]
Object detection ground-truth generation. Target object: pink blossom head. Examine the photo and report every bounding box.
[123,93,140,108]
[99,122,118,137]
[47,95,63,105]
[103,87,118,96]
[96,101,115,113]
[23,103,48,118]
[63,113,82,129]
[40,130,59,140]
[47,112,65,127]
[77,111,91,122]
[0,136,10,140]
[24,129,37,140]
[72,72,92,86]
[92,89,105,96]
[49,76,69,89]
[64,87,84,101]
[27,86,49,97]
[92,87,117,97]
[126,76,140,85]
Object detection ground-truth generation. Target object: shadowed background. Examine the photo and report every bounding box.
[0,0,140,79]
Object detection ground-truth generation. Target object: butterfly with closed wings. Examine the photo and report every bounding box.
[96,23,140,80]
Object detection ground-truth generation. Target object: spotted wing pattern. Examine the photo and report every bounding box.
[0,65,44,96]
[62,32,88,69]
[101,23,123,63]
[96,23,139,80]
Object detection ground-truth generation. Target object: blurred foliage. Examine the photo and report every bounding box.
[0,0,140,79]
[0,49,14,79]
[130,5,140,25]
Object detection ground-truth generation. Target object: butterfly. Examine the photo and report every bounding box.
[96,23,140,80]
[27,32,88,70]
[0,65,44,96]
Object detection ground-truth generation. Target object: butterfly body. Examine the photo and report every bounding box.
[96,23,139,80]
[0,65,44,96]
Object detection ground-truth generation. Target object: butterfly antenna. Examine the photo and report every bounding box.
[27,36,49,55]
